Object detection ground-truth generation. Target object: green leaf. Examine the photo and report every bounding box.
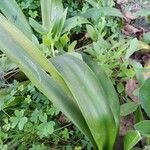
[117,83,124,93]
[139,78,150,117]
[60,34,69,48]
[30,109,40,123]
[125,38,139,59]
[86,0,99,7]
[10,117,19,129]
[18,117,28,130]
[10,110,27,130]
[82,55,120,128]
[0,0,32,39]
[83,55,120,146]
[120,102,139,117]
[134,120,150,135]
[37,121,55,137]
[15,110,24,118]
[134,9,150,17]
[29,18,48,34]
[63,16,90,33]
[62,128,69,140]
[68,41,77,52]
[51,55,119,150]
[125,39,150,59]
[86,25,98,41]
[82,7,123,19]
[135,107,144,123]
[124,130,141,150]
[29,10,38,19]
[143,32,150,44]
[52,8,68,39]
[124,68,135,78]
[40,0,64,29]
[39,113,47,123]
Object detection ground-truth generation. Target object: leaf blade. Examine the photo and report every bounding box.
[51,55,118,150]
[134,120,150,135]
[139,78,150,117]
[0,0,33,39]
[124,130,141,150]
[82,7,123,19]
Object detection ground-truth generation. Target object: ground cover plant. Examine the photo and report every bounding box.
[0,0,150,150]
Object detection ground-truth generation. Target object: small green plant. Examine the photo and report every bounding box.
[0,0,120,149]
[0,80,93,149]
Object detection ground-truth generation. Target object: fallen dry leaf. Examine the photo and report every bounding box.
[123,24,142,36]
[120,114,135,136]
[125,79,139,102]
[59,113,66,123]
[124,11,137,20]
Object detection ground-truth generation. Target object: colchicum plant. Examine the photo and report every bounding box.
[0,0,120,149]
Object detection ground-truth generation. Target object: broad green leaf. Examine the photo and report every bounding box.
[143,32,150,44]
[139,78,150,117]
[0,0,32,39]
[82,7,123,19]
[120,102,139,117]
[68,52,83,60]
[84,58,120,148]
[0,14,97,149]
[134,9,150,17]
[40,0,64,29]
[134,120,150,135]
[124,130,141,150]
[82,55,120,128]
[63,16,90,33]
[125,38,139,59]
[51,55,118,150]
[126,39,150,59]
[29,18,48,34]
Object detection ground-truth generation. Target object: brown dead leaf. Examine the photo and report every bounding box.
[120,114,135,136]
[125,79,139,102]
[123,24,142,36]
[58,113,67,124]
[124,11,137,20]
